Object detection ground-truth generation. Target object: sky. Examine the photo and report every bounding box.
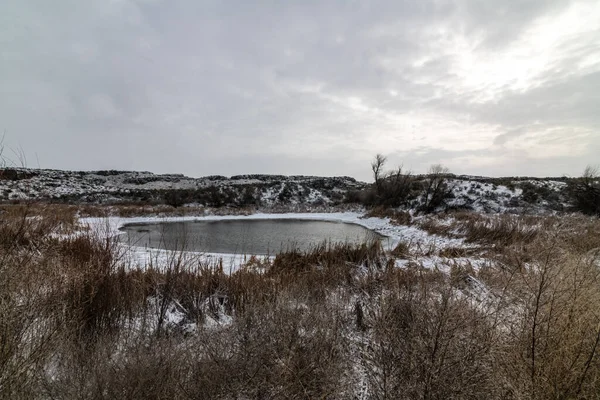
[1,0,599,181]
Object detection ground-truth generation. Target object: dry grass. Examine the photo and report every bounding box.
[437,246,477,258]
[391,241,411,258]
[365,206,413,225]
[2,204,600,398]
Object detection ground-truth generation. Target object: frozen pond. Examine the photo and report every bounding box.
[119,219,384,255]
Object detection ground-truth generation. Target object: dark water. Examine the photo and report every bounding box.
[119,219,384,255]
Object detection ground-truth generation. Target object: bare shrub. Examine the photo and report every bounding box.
[364,155,416,208]
[494,243,600,399]
[419,164,454,213]
[362,156,454,212]
[567,165,600,216]
[361,278,498,399]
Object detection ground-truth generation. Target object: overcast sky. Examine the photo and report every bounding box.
[2,0,599,180]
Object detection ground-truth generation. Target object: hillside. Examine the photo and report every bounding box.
[0,167,578,213]
[0,168,363,207]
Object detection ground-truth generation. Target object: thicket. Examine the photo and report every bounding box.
[568,166,600,216]
[346,154,454,213]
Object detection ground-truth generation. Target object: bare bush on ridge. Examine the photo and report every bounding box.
[568,165,600,216]
[361,154,453,212]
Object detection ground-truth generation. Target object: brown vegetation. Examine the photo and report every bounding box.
[2,204,600,399]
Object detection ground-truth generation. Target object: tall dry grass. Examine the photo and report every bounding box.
[2,204,600,398]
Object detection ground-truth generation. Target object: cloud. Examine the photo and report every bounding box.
[1,0,598,181]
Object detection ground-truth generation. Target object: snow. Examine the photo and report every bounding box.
[1,168,575,215]
[409,255,490,274]
[0,168,364,205]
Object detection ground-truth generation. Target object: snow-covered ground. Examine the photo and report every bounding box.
[0,167,573,214]
[0,168,362,205]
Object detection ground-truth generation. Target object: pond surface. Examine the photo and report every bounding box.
[119,219,384,255]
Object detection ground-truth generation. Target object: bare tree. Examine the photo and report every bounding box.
[367,154,417,207]
[371,154,387,196]
[582,165,599,185]
[569,165,600,216]
[385,165,413,207]
[421,164,452,212]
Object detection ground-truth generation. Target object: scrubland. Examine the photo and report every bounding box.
[1,203,600,399]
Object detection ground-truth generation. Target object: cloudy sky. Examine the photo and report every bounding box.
[2,0,599,180]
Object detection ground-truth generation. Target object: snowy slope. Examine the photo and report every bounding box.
[0,168,364,206]
[0,167,573,213]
